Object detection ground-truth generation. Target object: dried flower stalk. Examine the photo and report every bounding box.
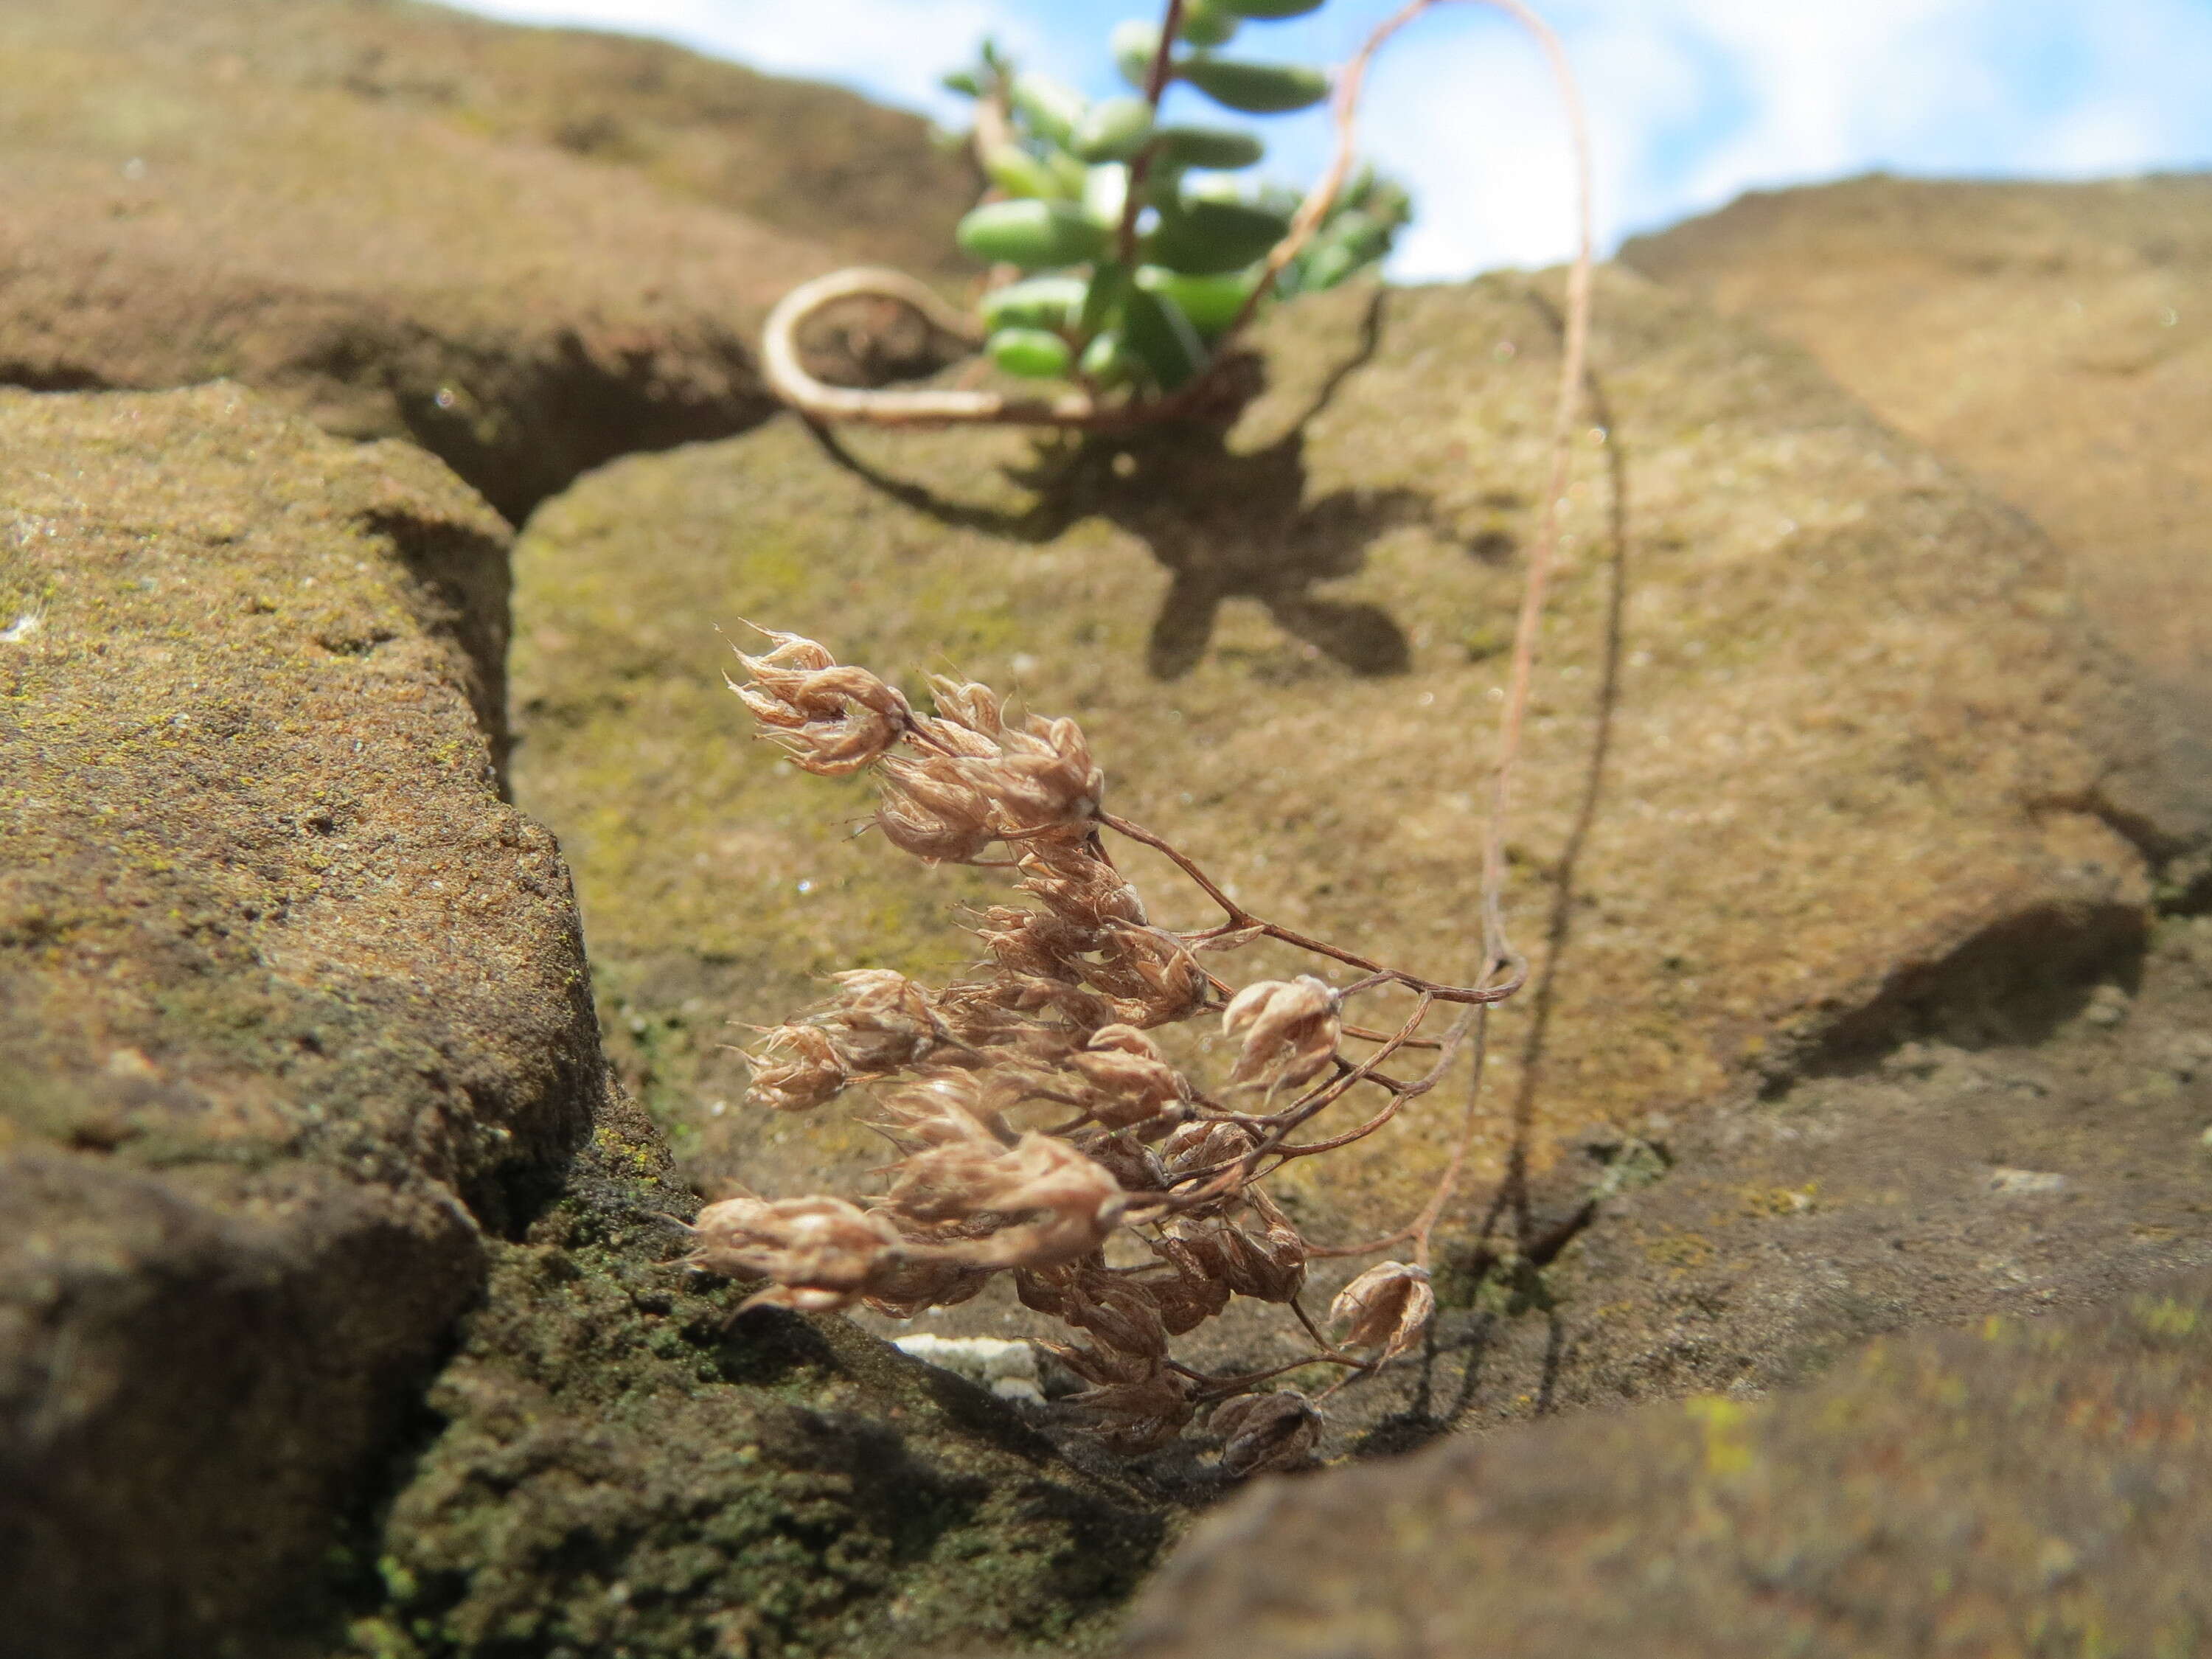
[678,627,1535,1463]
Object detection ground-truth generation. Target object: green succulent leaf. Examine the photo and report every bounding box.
[1083,163,1132,229]
[1178,54,1330,114]
[1121,285,1210,389]
[1110,20,1165,88]
[1145,193,1293,275]
[1080,262,1135,337]
[1217,0,1326,15]
[1152,125,1266,170]
[979,274,1089,333]
[980,142,1067,201]
[942,69,984,98]
[1178,0,1242,48]
[957,200,1112,269]
[1079,330,1138,387]
[1135,265,1259,336]
[987,327,1075,379]
[1071,97,1155,163]
[1009,73,1088,146]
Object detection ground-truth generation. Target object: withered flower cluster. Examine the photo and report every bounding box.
[687,629,1506,1471]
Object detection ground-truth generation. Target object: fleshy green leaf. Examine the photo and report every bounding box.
[980,143,1067,201]
[1178,55,1330,114]
[1178,0,1242,47]
[1079,330,1138,387]
[980,275,1090,333]
[1145,194,1293,275]
[1217,0,1325,16]
[957,200,1112,268]
[1071,97,1155,163]
[1009,74,1088,146]
[1152,125,1265,170]
[1110,20,1164,88]
[988,327,1075,379]
[1122,286,1209,389]
[1136,265,1259,336]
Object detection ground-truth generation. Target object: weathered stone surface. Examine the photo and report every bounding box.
[0,385,1167,1659]
[7,0,981,285]
[0,383,599,1654]
[1623,174,2212,882]
[361,1111,1166,1659]
[0,0,970,521]
[509,271,2176,1251]
[1115,1273,2212,1659]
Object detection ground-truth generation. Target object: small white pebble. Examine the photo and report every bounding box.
[1987,1167,2069,1197]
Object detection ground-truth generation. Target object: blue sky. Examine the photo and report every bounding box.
[446,0,2212,277]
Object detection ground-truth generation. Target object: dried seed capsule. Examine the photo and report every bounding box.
[1221,975,1341,1090]
[1177,54,1330,114]
[1071,97,1155,163]
[742,1024,848,1112]
[956,200,1112,271]
[1328,1260,1436,1360]
[1212,1389,1322,1477]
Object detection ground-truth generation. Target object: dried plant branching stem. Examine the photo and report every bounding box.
[709,1,1597,1464]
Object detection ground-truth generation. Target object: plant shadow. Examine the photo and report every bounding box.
[806,287,1439,681]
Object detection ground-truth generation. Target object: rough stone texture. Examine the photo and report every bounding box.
[1114,1273,2212,1659]
[0,0,976,522]
[0,383,599,1655]
[358,1110,1166,1659]
[0,0,978,284]
[0,385,1168,1659]
[508,271,2183,1251]
[1622,174,2212,887]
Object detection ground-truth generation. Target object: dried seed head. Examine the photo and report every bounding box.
[973,905,1098,981]
[1017,841,1148,928]
[924,674,1006,742]
[1085,927,1208,1027]
[1068,1040,1189,1133]
[821,969,942,1072]
[866,1069,1011,1151]
[969,1133,1130,1267]
[877,756,997,864]
[742,1023,849,1112]
[1165,1206,1307,1304]
[1212,1389,1322,1477]
[1065,1364,1194,1453]
[686,1194,903,1312]
[975,715,1105,837]
[1065,1281,1170,1362]
[1328,1260,1436,1360]
[730,631,911,776]
[859,1253,994,1321]
[1149,1234,1236,1333]
[1221,975,1342,1091]
[1161,1119,1257,1184]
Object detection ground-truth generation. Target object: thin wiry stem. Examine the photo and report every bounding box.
[1116,0,1189,267]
